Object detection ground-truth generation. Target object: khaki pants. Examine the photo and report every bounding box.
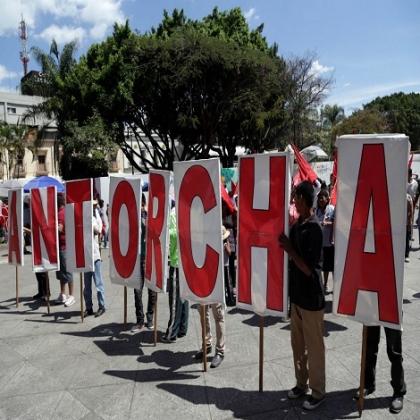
[198,303,226,356]
[290,303,325,399]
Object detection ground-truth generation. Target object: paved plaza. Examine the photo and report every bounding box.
[0,236,420,420]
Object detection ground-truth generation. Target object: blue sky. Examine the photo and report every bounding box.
[0,0,419,115]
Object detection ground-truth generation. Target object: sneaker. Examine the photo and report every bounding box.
[161,334,177,343]
[353,387,375,399]
[84,308,94,317]
[287,386,308,399]
[280,316,290,323]
[145,320,154,330]
[390,395,404,413]
[55,293,67,304]
[405,257,410,262]
[64,296,75,307]
[131,323,144,333]
[95,308,106,317]
[210,353,224,368]
[194,345,212,360]
[303,395,325,410]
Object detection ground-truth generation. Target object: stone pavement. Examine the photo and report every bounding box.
[0,240,420,420]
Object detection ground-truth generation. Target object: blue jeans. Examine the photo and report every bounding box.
[84,259,105,310]
[165,266,189,339]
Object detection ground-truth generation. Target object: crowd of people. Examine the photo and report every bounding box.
[19,169,410,414]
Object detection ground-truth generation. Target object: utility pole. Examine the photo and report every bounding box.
[19,15,29,76]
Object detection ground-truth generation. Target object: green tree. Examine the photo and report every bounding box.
[333,108,389,138]
[0,121,30,179]
[66,14,285,171]
[321,104,345,129]
[281,51,335,149]
[363,92,420,150]
[20,39,89,179]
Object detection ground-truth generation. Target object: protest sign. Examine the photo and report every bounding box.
[65,179,94,272]
[333,134,408,330]
[7,188,24,266]
[145,170,172,293]
[30,186,59,272]
[174,159,225,304]
[109,177,142,288]
[236,153,291,317]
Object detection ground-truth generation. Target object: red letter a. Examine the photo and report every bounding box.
[338,144,399,324]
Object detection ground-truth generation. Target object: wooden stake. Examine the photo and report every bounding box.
[15,266,19,307]
[45,272,50,314]
[123,286,127,331]
[358,325,368,417]
[154,293,158,347]
[80,273,84,322]
[259,316,264,392]
[201,305,207,372]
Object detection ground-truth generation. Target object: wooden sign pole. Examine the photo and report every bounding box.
[202,305,207,372]
[15,266,19,307]
[45,272,51,314]
[358,325,368,417]
[123,286,127,331]
[80,273,84,322]
[259,316,264,392]
[154,293,158,346]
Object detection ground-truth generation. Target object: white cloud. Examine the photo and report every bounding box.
[330,80,420,109]
[244,8,256,20]
[0,0,125,43]
[0,64,18,83]
[310,60,334,75]
[37,25,87,45]
[344,83,350,87]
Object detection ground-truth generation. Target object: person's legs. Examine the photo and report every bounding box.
[211,303,225,356]
[146,289,155,324]
[165,266,181,339]
[302,308,325,400]
[224,266,234,304]
[136,256,146,323]
[365,326,381,390]
[229,252,236,289]
[93,259,105,309]
[290,303,309,391]
[178,298,189,336]
[83,271,93,310]
[323,272,329,288]
[198,304,212,347]
[384,327,406,396]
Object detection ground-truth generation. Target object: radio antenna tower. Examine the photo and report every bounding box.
[19,14,29,76]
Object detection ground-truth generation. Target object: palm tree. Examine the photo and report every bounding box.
[321,104,345,129]
[0,121,29,179]
[21,39,79,177]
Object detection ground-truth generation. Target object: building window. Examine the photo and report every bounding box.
[7,107,16,114]
[37,154,47,172]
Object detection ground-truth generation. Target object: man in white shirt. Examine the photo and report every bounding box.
[83,199,106,317]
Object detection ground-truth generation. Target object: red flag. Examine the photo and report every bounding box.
[332,151,338,180]
[221,180,236,215]
[330,151,338,206]
[231,180,238,196]
[408,152,414,168]
[291,143,319,186]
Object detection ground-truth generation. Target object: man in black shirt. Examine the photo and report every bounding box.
[279,180,325,410]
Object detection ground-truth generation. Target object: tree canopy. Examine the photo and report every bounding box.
[363,92,420,150]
